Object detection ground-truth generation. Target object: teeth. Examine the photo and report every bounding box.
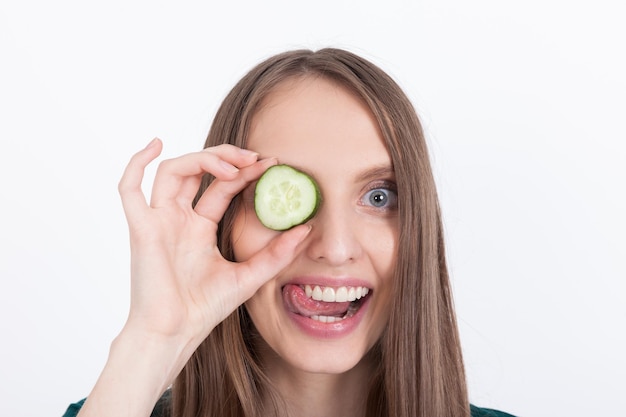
[312,285,323,300]
[311,315,344,323]
[322,287,335,302]
[335,287,348,302]
[303,285,371,302]
[310,301,362,322]
[348,287,356,301]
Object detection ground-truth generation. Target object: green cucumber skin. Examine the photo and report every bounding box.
[254,165,320,231]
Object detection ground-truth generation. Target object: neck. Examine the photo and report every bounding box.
[260,349,378,417]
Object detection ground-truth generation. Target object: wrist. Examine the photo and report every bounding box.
[111,323,197,386]
[77,326,199,417]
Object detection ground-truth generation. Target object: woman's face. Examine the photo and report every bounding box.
[232,77,398,374]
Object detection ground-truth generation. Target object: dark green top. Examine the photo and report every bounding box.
[63,392,515,417]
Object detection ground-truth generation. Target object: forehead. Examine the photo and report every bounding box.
[247,77,391,174]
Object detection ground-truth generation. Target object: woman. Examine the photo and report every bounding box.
[65,48,514,417]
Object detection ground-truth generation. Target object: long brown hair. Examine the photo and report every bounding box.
[173,48,469,417]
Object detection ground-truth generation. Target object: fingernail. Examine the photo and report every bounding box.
[239,148,259,158]
[145,138,159,149]
[220,160,240,173]
[298,225,312,241]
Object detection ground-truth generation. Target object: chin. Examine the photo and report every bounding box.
[250,321,380,377]
[290,343,371,375]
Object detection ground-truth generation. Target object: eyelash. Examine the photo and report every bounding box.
[360,181,398,211]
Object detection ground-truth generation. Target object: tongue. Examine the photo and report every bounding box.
[283,284,351,317]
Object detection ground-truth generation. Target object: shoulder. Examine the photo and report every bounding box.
[62,391,171,417]
[471,404,517,417]
[151,390,171,416]
[62,399,85,417]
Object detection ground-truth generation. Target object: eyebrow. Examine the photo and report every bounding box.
[272,161,395,185]
[354,164,396,183]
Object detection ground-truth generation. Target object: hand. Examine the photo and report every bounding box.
[118,138,310,352]
[79,138,312,417]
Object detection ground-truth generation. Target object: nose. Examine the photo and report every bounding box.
[304,196,363,266]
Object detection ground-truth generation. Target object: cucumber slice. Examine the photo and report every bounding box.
[254,164,320,231]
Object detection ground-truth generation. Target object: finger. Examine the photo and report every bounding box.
[118,138,163,223]
[194,157,277,224]
[174,146,261,205]
[203,144,259,165]
[149,147,258,207]
[234,224,312,301]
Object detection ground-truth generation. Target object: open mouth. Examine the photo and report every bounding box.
[283,284,372,323]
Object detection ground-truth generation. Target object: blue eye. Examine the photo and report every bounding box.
[362,187,398,209]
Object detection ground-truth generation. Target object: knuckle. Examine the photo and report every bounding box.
[154,158,179,177]
[117,180,128,195]
[157,158,174,172]
[205,144,235,152]
[117,174,134,195]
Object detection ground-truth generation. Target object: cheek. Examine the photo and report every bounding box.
[366,224,398,280]
[231,204,279,262]
[367,226,398,331]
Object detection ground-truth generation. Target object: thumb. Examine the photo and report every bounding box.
[234,224,312,299]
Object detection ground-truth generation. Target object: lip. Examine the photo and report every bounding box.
[281,276,373,339]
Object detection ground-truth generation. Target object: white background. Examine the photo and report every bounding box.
[1,1,624,416]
